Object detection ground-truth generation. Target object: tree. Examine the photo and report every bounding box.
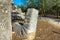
[0,0,12,40]
[52,0,60,18]
[18,0,60,17]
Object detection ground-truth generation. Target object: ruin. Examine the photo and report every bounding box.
[12,8,39,40]
[0,0,12,40]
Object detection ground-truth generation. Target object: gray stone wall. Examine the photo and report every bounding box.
[0,0,12,40]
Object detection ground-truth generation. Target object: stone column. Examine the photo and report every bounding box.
[0,0,12,40]
[26,8,39,40]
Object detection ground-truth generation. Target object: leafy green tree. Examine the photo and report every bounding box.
[52,0,60,18]
[17,0,60,17]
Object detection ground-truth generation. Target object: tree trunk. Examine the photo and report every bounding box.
[57,10,58,18]
[0,0,12,40]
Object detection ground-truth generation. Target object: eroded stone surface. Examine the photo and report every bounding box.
[0,0,12,40]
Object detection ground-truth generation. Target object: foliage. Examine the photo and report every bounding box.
[17,0,60,17]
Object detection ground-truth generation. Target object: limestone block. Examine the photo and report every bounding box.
[0,0,12,40]
[26,8,39,33]
[26,8,39,40]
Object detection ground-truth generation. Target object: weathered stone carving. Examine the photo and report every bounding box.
[12,8,39,40]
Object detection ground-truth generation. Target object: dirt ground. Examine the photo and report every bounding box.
[34,19,60,40]
[12,19,60,40]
